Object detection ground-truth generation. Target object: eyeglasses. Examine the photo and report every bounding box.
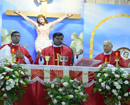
[12,35,21,37]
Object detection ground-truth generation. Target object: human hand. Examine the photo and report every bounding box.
[76,49,83,56]
[65,13,73,18]
[14,10,22,15]
[15,50,24,59]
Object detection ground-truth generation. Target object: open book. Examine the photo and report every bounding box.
[74,58,101,67]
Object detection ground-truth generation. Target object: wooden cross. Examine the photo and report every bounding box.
[6,1,81,19]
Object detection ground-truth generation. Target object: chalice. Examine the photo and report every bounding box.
[45,56,51,65]
[11,48,16,63]
[114,51,120,67]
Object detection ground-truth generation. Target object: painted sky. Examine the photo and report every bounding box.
[0,0,3,44]
[83,3,130,58]
[2,0,84,62]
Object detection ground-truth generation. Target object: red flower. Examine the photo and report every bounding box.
[80,99,83,103]
[6,72,9,75]
[22,75,28,79]
[126,78,130,81]
[107,94,112,97]
[78,83,81,85]
[94,78,96,81]
[22,75,26,79]
[59,83,63,87]
[8,64,13,68]
[25,75,28,78]
[103,72,106,74]
[126,88,130,92]
[15,90,19,94]
[72,100,76,104]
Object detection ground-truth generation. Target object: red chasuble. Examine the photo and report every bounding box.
[35,45,73,66]
[94,51,125,67]
[0,43,33,64]
[123,59,130,68]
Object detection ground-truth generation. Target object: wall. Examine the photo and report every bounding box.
[85,0,130,4]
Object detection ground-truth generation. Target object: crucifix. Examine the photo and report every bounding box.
[6,1,81,19]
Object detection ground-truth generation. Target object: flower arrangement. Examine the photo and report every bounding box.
[0,63,30,104]
[45,76,89,105]
[94,66,130,105]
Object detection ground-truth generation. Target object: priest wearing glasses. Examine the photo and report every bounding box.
[0,31,33,64]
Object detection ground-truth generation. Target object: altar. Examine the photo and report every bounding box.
[11,64,130,105]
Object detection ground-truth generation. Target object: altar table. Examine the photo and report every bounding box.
[9,64,130,105]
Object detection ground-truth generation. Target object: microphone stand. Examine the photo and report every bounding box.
[60,42,74,66]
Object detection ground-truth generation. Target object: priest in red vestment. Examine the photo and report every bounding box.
[122,51,130,68]
[94,40,125,67]
[34,32,83,66]
[0,31,33,64]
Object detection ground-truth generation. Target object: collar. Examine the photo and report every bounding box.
[104,51,112,55]
[53,44,62,47]
[12,43,19,46]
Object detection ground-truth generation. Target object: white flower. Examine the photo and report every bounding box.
[101,83,105,87]
[20,80,23,83]
[2,88,5,92]
[3,94,7,98]
[51,84,54,88]
[53,99,57,104]
[129,92,130,94]
[114,82,119,86]
[105,74,108,77]
[61,102,65,105]
[120,68,125,71]
[21,71,24,75]
[112,71,115,74]
[99,79,102,82]
[79,92,83,95]
[48,92,50,95]
[4,67,13,72]
[70,80,74,82]
[63,82,68,87]
[50,95,53,98]
[75,90,78,92]
[59,88,62,92]
[116,85,121,89]
[97,73,101,77]
[106,85,110,90]
[114,92,118,96]
[115,74,119,78]
[103,68,107,71]
[2,72,6,75]
[124,93,128,97]
[0,76,4,79]
[111,67,116,71]
[6,86,11,91]
[77,86,81,90]
[14,79,19,83]
[118,96,121,100]
[124,80,129,84]
[122,73,128,78]
[12,75,15,78]
[69,95,73,98]
[112,89,117,94]
[10,84,14,88]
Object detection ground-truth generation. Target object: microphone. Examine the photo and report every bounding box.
[60,41,74,66]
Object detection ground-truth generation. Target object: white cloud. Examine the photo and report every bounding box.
[5,0,41,12]
[48,0,83,13]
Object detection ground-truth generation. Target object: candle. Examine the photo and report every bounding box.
[11,48,16,54]
[114,51,120,58]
